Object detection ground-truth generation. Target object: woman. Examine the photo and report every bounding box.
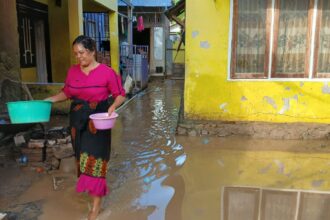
[46,35,126,220]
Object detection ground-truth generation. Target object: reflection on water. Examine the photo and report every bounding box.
[105,80,186,219]
[175,154,187,167]
[176,136,330,220]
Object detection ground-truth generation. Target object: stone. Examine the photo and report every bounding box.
[46,140,56,147]
[201,130,209,135]
[308,127,330,139]
[179,123,193,129]
[195,124,204,130]
[176,119,330,140]
[59,157,76,173]
[205,123,217,129]
[216,128,231,137]
[27,139,45,149]
[52,143,74,159]
[208,130,217,135]
[57,138,68,145]
[21,148,43,162]
[177,127,187,135]
[188,130,197,136]
[65,135,71,143]
[53,176,66,190]
[14,132,27,146]
[51,157,60,169]
[0,212,7,220]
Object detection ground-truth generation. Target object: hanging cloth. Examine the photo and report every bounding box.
[121,16,125,34]
[137,16,144,32]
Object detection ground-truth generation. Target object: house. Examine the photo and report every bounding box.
[1,0,118,83]
[177,0,330,138]
[118,0,172,77]
[0,0,120,111]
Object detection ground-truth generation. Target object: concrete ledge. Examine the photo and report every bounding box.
[176,120,330,140]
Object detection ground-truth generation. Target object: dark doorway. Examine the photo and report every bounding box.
[133,28,150,45]
[133,28,150,60]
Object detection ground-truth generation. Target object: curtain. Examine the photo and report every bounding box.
[275,0,309,75]
[235,0,267,74]
[318,0,330,74]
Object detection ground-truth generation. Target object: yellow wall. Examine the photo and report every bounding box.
[48,0,71,83]
[173,40,185,64]
[109,11,119,73]
[21,68,37,82]
[68,0,83,65]
[185,0,330,123]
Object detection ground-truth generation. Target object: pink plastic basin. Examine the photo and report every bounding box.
[89,112,118,130]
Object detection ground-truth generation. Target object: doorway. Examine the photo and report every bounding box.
[133,28,150,61]
[16,0,52,82]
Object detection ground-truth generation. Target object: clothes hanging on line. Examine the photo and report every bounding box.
[137,16,144,32]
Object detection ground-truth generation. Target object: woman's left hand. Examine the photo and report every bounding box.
[107,95,126,116]
[107,105,116,116]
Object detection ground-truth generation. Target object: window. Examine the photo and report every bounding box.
[272,0,311,78]
[314,0,330,78]
[230,0,325,79]
[231,0,268,79]
[18,15,36,68]
[83,13,111,66]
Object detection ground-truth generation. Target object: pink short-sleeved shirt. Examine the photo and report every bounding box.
[62,64,126,102]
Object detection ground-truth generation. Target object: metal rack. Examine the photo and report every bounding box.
[120,44,149,93]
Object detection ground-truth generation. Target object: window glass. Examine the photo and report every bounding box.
[235,0,267,75]
[317,0,330,75]
[275,0,309,76]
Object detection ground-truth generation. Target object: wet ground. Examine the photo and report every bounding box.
[2,79,330,220]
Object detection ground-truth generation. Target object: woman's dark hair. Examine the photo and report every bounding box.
[72,35,96,52]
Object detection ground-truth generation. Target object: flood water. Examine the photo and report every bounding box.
[4,79,330,220]
[103,79,186,219]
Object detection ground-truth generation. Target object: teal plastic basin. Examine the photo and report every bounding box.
[7,100,52,124]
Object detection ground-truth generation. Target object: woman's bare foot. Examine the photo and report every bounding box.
[88,196,101,220]
[87,209,100,220]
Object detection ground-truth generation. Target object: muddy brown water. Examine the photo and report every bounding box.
[2,79,330,220]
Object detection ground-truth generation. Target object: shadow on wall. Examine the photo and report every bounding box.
[0,79,24,113]
[0,51,24,113]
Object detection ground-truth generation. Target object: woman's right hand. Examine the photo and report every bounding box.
[44,97,54,102]
[44,91,68,103]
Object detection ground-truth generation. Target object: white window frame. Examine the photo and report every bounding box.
[227,0,330,82]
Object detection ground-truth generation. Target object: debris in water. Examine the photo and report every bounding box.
[202,138,209,145]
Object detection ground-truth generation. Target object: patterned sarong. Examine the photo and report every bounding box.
[69,99,111,196]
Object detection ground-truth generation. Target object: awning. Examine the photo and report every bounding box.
[164,0,185,28]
